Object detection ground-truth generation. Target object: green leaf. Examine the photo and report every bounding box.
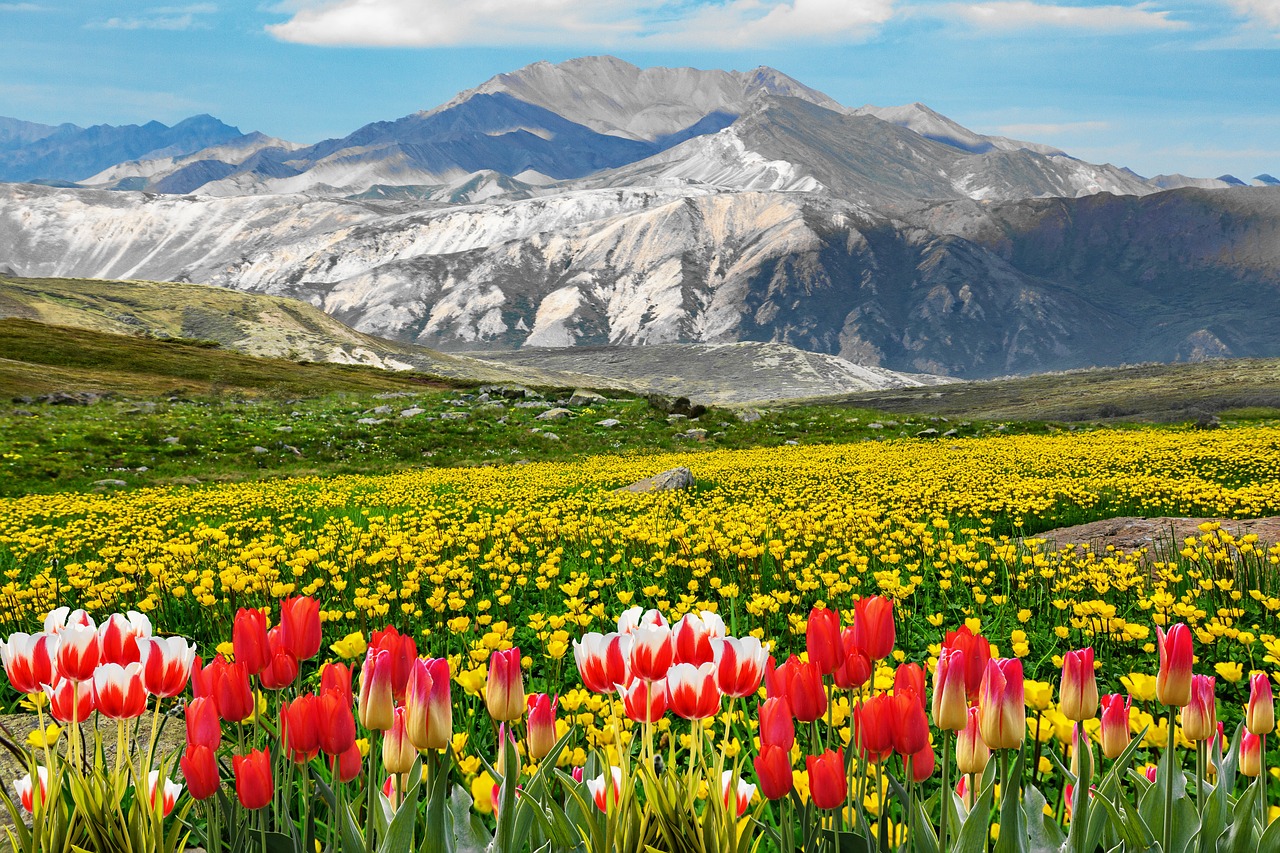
[377,766,421,853]
[445,781,491,853]
[912,795,942,853]
[995,747,1031,853]
[955,773,998,853]
[1221,777,1261,853]
[1256,805,1280,852]
[1023,784,1066,853]
[823,829,874,853]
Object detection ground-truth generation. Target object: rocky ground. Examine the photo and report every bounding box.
[1028,516,1280,557]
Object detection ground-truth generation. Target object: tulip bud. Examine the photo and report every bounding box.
[617,607,667,635]
[805,607,843,675]
[721,770,756,817]
[778,657,826,723]
[485,648,525,723]
[526,693,558,762]
[383,706,416,775]
[358,647,396,731]
[336,741,363,783]
[1181,675,1217,742]
[404,658,434,751]
[855,694,895,763]
[587,766,623,812]
[895,663,926,711]
[0,632,58,695]
[710,636,770,698]
[211,659,254,723]
[892,688,930,757]
[806,749,847,810]
[758,696,795,750]
[1240,732,1262,777]
[1099,693,1131,759]
[321,662,354,706]
[13,767,48,813]
[1246,672,1275,736]
[282,694,320,762]
[1155,623,1194,707]
[1059,648,1098,722]
[369,626,417,700]
[666,662,720,720]
[978,658,1025,750]
[279,596,322,661]
[932,647,968,732]
[943,625,991,701]
[853,596,895,661]
[43,607,94,634]
[908,743,935,783]
[147,770,182,817]
[259,628,299,691]
[232,609,270,676]
[833,637,872,691]
[619,677,667,723]
[317,687,357,756]
[185,696,222,749]
[232,748,273,810]
[956,706,991,776]
[753,743,794,800]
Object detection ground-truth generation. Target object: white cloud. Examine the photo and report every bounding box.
[0,2,47,10]
[1223,0,1280,26]
[929,1,1187,31]
[265,0,894,48]
[89,3,217,31]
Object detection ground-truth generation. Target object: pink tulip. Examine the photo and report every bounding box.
[709,636,770,698]
[526,693,558,761]
[357,647,395,731]
[931,646,968,732]
[382,706,416,775]
[1155,623,1193,707]
[485,648,525,723]
[1059,648,1098,722]
[955,706,991,775]
[1099,693,1131,759]
[1181,675,1217,742]
[978,658,1025,750]
[1240,731,1262,777]
[1247,672,1275,736]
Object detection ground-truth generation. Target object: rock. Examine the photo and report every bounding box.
[135,466,149,473]
[11,396,32,404]
[93,479,127,487]
[513,459,532,466]
[915,428,939,438]
[569,389,606,406]
[440,412,468,420]
[11,409,35,417]
[540,432,561,441]
[274,426,293,433]
[514,401,548,409]
[867,422,884,430]
[41,391,89,406]
[1195,413,1221,430]
[646,394,707,419]
[371,405,394,415]
[736,409,762,423]
[884,421,900,428]
[666,414,687,423]
[616,466,695,494]
[943,429,959,437]
[477,403,505,413]
[162,436,180,444]
[251,446,269,454]
[400,407,425,418]
[679,429,708,441]
[536,408,571,421]
[283,444,303,457]
[596,419,621,428]
[357,418,385,425]
[784,440,799,445]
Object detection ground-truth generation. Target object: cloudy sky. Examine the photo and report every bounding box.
[2,0,1278,179]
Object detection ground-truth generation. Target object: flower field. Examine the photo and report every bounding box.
[2,425,1280,851]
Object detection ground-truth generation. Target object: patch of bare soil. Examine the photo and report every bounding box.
[1027,516,1280,557]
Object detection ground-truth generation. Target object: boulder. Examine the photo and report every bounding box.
[736,409,762,423]
[536,408,572,421]
[569,389,606,406]
[616,466,695,494]
[400,407,425,418]
[595,419,621,428]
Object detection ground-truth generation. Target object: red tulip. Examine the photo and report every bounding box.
[943,625,991,700]
[233,748,273,810]
[1059,648,1098,722]
[667,662,720,720]
[358,647,396,731]
[1099,693,1131,759]
[485,648,525,722]
[1181,675,1216,742]
[336,741,363,783]
[136,636,196,698]
[833,637,872,691]
[279,596,322,661]
[1156,623,1193,707]
[259,629,299,691]
[771,656,826,723]
[321,662,354,706]
[147,771,182,817]
[191,654,214,699]
[232,609,270,676]
[895,663,926,711]
[180,744,219,799]
[856,694,895,762]
[317,687,358,756]
[758,696,795,750]
[44,676,95,723]
[212,658,255,723]
[369,626,417,700]
[753,743,794,800]
[629,624,674,682]
[1247,672,1275,736]
[587,766,623,812]
[55,623,99,682]
[892,689,930,757]
[956,706,991,775]
[0,632,58,695]
[405,658,435,750]
[908,743,935,783]
[526,693,558,761]
[853,596,895,661]
[978,658,1025,750]
[185,696,222,749]
[806,749,847,810]
[98,612,151,667]
[282,694,321,762]
[721,770,756,817]
[805,607,843,675]
[932,646,968,732]
[14,767,47,813]
[673,612,724,666]
[1240,731,1262,777]
[619,677,667,723]
[573,632,632,694]
[710,636,770,698]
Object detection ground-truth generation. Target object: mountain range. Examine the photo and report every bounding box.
[1,55,1279,382]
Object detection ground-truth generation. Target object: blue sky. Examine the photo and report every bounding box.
[1,0,1278,179]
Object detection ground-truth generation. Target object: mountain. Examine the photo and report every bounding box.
[0,114,244,183]
[849,102,1062,156]
[5,181,1280,379]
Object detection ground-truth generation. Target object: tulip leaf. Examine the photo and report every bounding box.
[912,795,941,853]
[1022,784,1065,853]
[994,747,1030,853]
[262,830,301,853]
[1197,779,1227,853]
[954,773,997,853]
[1090,786,1157,853]
[443,782,492,853]
[823,829,873,853]
[1221,777,1260,853]
[377,769,421,853]
[1256,805,1280,851]
[308,769,371,853]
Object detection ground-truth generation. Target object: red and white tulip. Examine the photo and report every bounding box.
[709,636,769,698]
[137,636,196,698]
[0,632,58,695]
[94,662,149,719]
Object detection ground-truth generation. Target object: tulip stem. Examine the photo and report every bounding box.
[1261,734,1268,831]
[940,729,951,850]
[875,759,886,853]
[1163,707,1176,853]
[1195,740,1204,818]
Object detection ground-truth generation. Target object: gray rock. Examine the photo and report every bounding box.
[283,444,303,457]
[943,429,959,437]
[666,414,687,423]
[93,479,127,487]
[357,418,385,425]
[372,405,394,415]
[536,408,571,421]
[251,446,269,454]
[400,407,425,418]
[440,412,468,420]
[785,440,799,445]
[162,436,180,444]
[915,428,939,438]
[595,418,621,428]
[12,409,35,417]
[569,389,606,406]
[678,428,708,441]
[540,432,561,441]
[736,409,762,423]
[135,466,149,473]
[867,422,884,430]
[616,466,695,494]
[515,401,548,409]
[274,425,293,433]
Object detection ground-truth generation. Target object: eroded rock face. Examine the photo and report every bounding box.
[616,466,695,494]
